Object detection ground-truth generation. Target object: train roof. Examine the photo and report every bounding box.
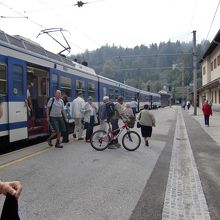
[0,30,96,76]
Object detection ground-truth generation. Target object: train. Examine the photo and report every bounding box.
[0,29,161,143]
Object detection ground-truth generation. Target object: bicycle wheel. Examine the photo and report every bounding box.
[90,130,110,151]
[122,131,141,151]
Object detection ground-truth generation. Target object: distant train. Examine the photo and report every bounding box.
[0,30,161,143]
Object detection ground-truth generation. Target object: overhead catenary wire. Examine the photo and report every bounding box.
[36,0,101,48]
[0,1,85,52]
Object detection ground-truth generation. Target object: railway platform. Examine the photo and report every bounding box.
[0,106,220,220]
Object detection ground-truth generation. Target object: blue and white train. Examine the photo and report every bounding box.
[0,30,161,143]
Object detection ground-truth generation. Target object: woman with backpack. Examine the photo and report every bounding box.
[138,104,155,146]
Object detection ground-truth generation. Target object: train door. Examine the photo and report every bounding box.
[27,66,50,138]
[8,57,28,142]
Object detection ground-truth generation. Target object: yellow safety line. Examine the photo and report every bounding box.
[0,146,52,169]
[0,147,33,159]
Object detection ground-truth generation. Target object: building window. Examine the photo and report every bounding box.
[219,90,220,103]
[88,82,96,99]
[214,59,217,69]
[218,55,220,66]
[202,66,206,75]
[0,64,7,95]
[211,61,213,71]
[215,90,217,103]
[61,76,72,97]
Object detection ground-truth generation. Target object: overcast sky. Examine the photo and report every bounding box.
[0,0,220,55]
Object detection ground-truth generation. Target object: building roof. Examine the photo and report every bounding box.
[200,29,220,63]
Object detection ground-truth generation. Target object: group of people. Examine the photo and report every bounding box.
[182,100,191,110]
[46,90,156,149]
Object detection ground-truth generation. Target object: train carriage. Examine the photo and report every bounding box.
[0,30,162,144]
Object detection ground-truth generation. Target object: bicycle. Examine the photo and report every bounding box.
[90,121,141,151]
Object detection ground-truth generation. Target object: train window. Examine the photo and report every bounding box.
[61,76,72,97]
[109,88,114,100]
[76,80,85,96]
[12,64,23,96]
[51,74,58,95]
[88,82,96,99]
[0,64,7,95]
[115,90,119,99]
[120,89,124,97]
[76,80,85,90]
[103,87,107,97]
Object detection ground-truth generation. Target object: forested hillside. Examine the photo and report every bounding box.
[69,40,209,92]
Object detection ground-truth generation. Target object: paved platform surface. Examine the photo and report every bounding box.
[0,106,220,220]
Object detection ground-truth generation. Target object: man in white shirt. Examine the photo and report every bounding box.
[72,92,85,140]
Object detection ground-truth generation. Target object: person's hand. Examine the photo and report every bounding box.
[0,181,22,199]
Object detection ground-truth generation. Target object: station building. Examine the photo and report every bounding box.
[199,29,220,112]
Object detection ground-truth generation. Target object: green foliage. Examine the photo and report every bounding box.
[69,41,207,92]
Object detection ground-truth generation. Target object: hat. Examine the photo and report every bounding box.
[87,96,93,101]
[103,96,109,101]
[78,91,83,96]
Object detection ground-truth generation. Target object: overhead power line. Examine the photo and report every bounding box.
[205,0,220,41]
[118,66,192,71]
[116,53,192,59]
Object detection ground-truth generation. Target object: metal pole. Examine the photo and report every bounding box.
[193,30,197,115]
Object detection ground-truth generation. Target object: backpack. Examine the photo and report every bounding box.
[105,102,115,121]
[48,97,55,116]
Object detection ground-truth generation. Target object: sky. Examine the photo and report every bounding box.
[0,0,220,55]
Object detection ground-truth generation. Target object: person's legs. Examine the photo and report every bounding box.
[88,116,94,140]
[73,118,80,137]
[50,117,63,148]
[207,115,210,126]
[204,115,208,125]
[78,118,84,139]
[73,118,84,139]
[111,118,119,143]
[100,120,107,131]
[62,121,69,142]
[85,122,90,141]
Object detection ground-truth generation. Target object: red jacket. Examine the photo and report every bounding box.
[202,103,212,116]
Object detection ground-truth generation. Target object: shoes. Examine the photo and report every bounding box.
[47,139,53,146]
[78,137,84,140]
[114,143,121,148]
[62,140,69,143]
[55,141,63,148]
[73,134,77,138]
[108,143,121,149]
[145,140,149,146]
[108,144,118,149]
[85,140,90,143]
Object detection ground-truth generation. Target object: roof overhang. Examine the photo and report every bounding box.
[200,29,220,63]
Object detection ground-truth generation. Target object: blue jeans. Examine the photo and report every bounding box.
[110,118,119,143]
[85,116,94,141]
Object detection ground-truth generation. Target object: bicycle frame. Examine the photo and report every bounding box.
[107,122,130,142]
